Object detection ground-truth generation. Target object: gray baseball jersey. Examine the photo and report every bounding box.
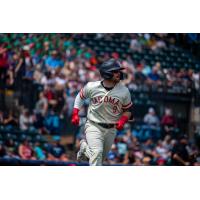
[74,81,133,124]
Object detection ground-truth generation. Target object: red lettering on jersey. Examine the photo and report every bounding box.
[104,96,108,102]
[113,106,118,114]
[92,96,120,109]
[109,97,115,105]
[114,99,119,106]
[98,96,102,103]
[92,97,98,104]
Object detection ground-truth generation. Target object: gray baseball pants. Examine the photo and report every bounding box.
[83,120,116,166]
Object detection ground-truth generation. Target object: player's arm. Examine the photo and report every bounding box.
[73,88,86,109]
[116,90,133,130]
[116,108,132,131]
[71,84,90,126]
[122,110,132,120]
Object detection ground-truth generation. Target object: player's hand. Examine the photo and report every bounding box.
[116,115,129,131]
[71,108,80,126]
[116,121,124,130]
[71,114,80,126]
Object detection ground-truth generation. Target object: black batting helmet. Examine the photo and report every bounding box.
[99,59,125,80]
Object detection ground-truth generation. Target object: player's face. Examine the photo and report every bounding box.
[112,70,121,83]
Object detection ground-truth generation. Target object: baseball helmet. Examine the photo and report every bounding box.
[99,58,125,80]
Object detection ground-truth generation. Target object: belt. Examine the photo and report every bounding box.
[89,120,115,129]
[97,123,115,129]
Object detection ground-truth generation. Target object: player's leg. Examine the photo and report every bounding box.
[102,128,116,163]
[77,139,88,162]
[84,123,104,166]
[77,121,91,162]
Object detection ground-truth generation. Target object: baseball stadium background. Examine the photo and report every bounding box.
[0,33,200,166]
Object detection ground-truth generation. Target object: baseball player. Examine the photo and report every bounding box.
[71,58,133,166]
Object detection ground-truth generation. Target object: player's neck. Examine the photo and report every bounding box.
[102,79,118,88]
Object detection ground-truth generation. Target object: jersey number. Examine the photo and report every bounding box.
[113,106,118,114]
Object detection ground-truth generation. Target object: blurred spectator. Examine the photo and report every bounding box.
[116,137,128,162]
[130,35,142,52]
[34,142,46,160]
[142,63,151,76]
[63,90,77,117]
[107,144,119,165]
[4,147,20,159]
[44,110,60,135]
[4,138,21,159]
[161,108,178,138]
[150,37,166,51]
[0,45,9,89]
[19,109,35,131]
[144,107,160,127]
[0,110,4,125]
[141,139,155,158]
[5,67,15,90]
[165,69,177,88]
[142,107,161,141]
[192,70,200,90]
[134,158,143,166]
[0,143,7,158]
[43,85,55,103]
[55,73,67,90]
[3,110,18,128]
[162,134,173,151]
[123,147,136,165]
[18,139,35,160]
[147,65,162,88]
[142,156,151,166]
[5,139,16,153]
[135,63,147,86]
[13,51,26,89]
[34,92,48,130]
[35,92,48,116]
[121,127,133,147]
[45,50,64,70]
[154,140,171,164]
[33,66,43,83]
[177,68,192,89]
[53,89,65,114]
[48,138,66,160]
[171,136,191,166]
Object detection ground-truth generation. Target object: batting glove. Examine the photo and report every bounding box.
[71,108,80,126]
[116,115,129,130]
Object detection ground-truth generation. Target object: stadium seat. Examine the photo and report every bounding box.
[19,134,27,142]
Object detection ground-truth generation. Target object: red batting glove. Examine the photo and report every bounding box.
[116,115,129,131]
[71,108,80,126]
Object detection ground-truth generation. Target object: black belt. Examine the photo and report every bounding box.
[98,123,115,129]
[89,120,115,129]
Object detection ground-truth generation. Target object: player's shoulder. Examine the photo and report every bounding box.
[85,81,101,89]
[117,82,130,93]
